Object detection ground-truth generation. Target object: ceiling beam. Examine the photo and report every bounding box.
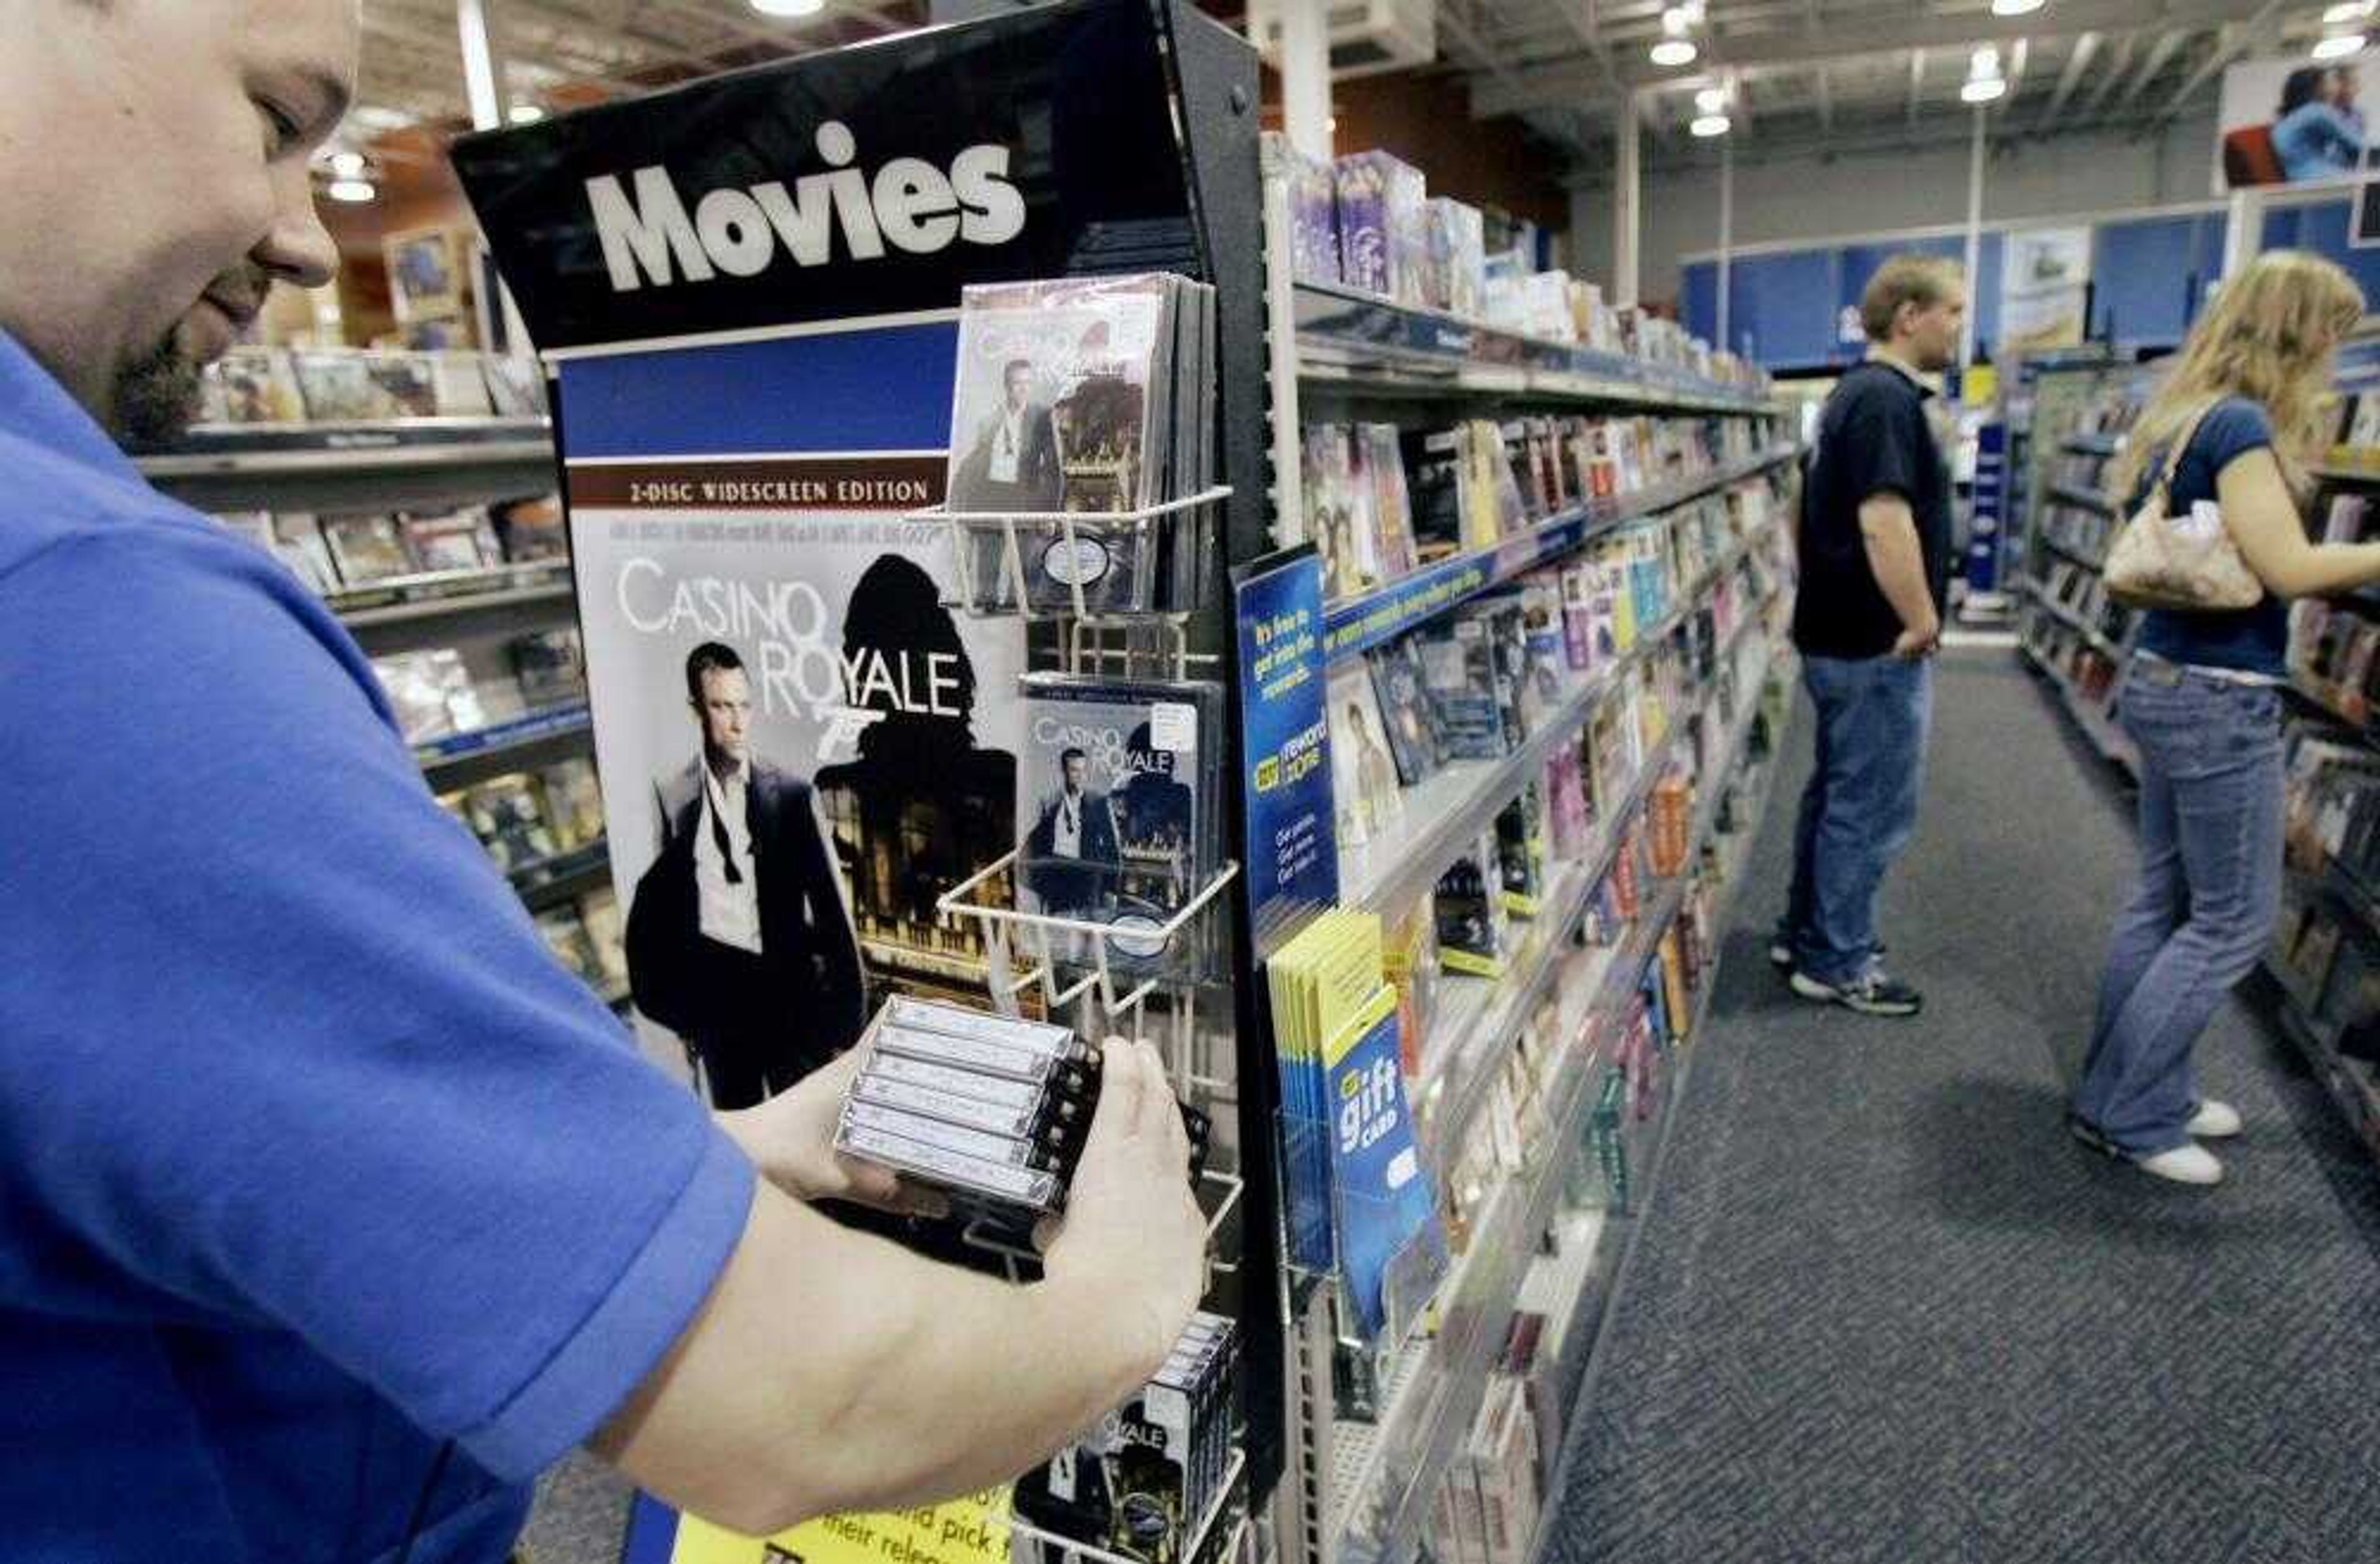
[1908,46,1924,129]
[2078,30,2138,119]
[2112,29,2188,115]
[2158,0,2289,121]
[2037,30,2100,133]
[1470,0,2244,119]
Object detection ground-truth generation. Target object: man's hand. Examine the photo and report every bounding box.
[1038,1039,1205,1385]
[1892,619,1941,660]
[716,1048,946,1216]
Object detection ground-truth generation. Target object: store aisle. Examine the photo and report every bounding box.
[1548,648,2380,1564]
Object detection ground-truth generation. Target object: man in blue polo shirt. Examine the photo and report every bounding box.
[0,4,1206,1558]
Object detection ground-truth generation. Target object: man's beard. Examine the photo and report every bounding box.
[107,332,203,448]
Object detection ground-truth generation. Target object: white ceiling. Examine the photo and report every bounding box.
[1443,0,2316,169]
[348,0,2334,174]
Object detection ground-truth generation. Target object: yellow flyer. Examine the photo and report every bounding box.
[625,1488,1012,1564]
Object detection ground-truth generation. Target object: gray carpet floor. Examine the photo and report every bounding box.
[1545,647,2380,1564]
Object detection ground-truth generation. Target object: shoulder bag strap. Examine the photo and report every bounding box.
[2150,399,2221,506]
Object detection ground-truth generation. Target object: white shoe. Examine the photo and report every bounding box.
[2187,1099,2242,1139]
[2132,1143,2224,1186]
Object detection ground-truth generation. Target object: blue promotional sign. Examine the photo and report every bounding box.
[1235,548,1338,956]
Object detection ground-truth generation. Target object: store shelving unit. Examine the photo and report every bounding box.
[1258,144,1799,1558]
[139,415,609,979]
[2016,417,2140,782]
[1315,628,1792,1564]
[1290,281,1778,417]
[136,417,553,514]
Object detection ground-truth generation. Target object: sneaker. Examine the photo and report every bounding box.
[2068,1115,2226,1185]
[2132,1143,2225,1186]
[1788,966,1923,1017]
[2187,1098,2243,1139]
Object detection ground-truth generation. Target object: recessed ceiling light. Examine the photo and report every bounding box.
[1651,38,1698,67]
[2325,1,2375,24]
[2314,31,2368,60]
[327,150,367,178]
[508,103,545,123]
[1696,86,1728,113]
[1991,0,2045,15]
[1690,113,1732,137]
[751,0,826,14]
[1661,7,1691,36]
[327,179,377,204]
[1960,76,2009,103]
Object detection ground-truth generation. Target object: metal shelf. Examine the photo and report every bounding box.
[1321,445,1798,661]
[2019,578,2126,660]
[1291,280,1781,417]
[2263,963,2380,1164]
[1413,616,1774,1190]
[2037,533,2107,573]
[1337,526,1776,919]
[2019,640,2138,778]
[2047,482,2114,516]
[136,420,555,513]
[1324,637,1789,1564]
[511,839,612,913]
[417,702,593,790]
[334,563,578,652]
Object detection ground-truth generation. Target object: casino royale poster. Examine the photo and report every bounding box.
[568,453,1027,1093]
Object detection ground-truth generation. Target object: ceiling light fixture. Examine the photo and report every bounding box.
[1651,38,1698,66]
[327,150,367,179]
[751,0,826,14]
[1990,0,2045,15]
[1690,113,1732,137]
[508,103,545,123]
[327,179,377,204]
[2314,31,2368,59]
[2325,1,2375,23]
[1960,76,2009,102]
[1696,85,1728,113]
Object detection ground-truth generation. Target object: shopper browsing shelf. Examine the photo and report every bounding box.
[1774,255,1964,1017]
[2070,252,2380,1188]
[0,3,1206,1557]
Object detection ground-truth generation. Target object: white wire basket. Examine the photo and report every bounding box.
[937,849,1242,1030]
[1004,1447,1249,1564]
[917,487,1232,621]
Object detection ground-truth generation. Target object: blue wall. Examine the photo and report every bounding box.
[1680,203,2303,377]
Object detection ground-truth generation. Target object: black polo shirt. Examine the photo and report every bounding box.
[1791,358,1954,660]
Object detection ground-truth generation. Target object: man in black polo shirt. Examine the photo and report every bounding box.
[1773,255,1964,1017]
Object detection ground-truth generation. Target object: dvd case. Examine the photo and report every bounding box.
[1366,638,1444,789]
[1015,673,1223,980]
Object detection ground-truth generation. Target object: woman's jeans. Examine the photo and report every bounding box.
[2073,662,2283,1155]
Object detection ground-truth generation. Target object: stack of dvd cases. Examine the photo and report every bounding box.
[835,998,1209,1229]
[943,272,1219,616]
[1015,1311,1242,1564]
[834,999,1100,1221]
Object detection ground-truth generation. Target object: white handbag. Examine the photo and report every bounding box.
[2102,402,2263,612]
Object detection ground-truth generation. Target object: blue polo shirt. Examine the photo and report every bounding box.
[0,332,754,1560]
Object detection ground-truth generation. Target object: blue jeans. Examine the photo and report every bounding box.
[2073,665,2283,1155]
[1779,653,1934,986]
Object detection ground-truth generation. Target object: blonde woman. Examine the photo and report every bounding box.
[2071,251,2380,1185]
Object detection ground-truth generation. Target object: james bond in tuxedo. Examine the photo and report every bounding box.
[625,641,865,1109]
[951,356,1062,513]
[1023,746,1122,917]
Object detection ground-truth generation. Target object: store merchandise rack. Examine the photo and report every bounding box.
[141,414,623,1010]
